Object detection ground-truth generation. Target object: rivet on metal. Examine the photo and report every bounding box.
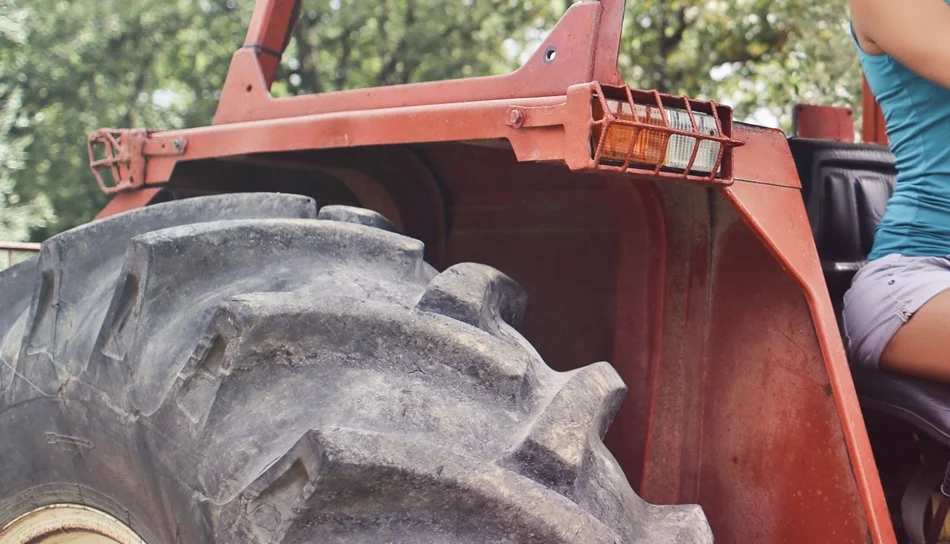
[507,108,525,128]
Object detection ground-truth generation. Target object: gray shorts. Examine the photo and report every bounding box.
[843,254,950,369]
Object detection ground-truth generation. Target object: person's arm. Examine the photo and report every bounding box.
[851,0,950,89]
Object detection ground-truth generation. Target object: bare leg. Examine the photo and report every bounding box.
[881,289,950,383]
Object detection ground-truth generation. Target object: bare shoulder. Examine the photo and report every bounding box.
[848,0,886,56]
[849,0,950,88]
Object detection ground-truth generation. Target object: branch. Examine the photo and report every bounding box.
[332,18,366,91]
[651,4,696,91]
[293,13,321,94]
[377,0,415,85]
[660,6,693,58]
[122,15,154,128]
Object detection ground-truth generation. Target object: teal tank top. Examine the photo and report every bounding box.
[853,23,950,260]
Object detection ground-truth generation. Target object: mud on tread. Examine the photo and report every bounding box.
[0,194,712,543]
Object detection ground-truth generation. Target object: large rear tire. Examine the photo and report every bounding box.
[0,193,711,543]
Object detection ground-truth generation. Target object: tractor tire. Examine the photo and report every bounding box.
[0,193,711,543]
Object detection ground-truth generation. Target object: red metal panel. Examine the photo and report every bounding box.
[703,196,867,542]
[793,104,855,142]
[636,184,713,502]
[128,97,570,186]
[439,187,621,374]
[417,141,893,542]
[93,3,743,210]
[631,182,889,542]
[722,180,894,543]
[731,123,802,188]
[602,179,666,490]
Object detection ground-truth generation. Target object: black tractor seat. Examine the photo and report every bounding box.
[851,368,950,447]
[789,137,950,448]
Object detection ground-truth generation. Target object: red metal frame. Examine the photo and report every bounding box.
[793,104,855,142]
[241,0,301,89]
[85,1,897,542]
[88,0,741,193]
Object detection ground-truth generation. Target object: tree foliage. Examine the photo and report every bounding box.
[614,0,860,128]
[0,0,53,241]
[275,0,550,94]
[4,0,862,240]
[7,0,252,239]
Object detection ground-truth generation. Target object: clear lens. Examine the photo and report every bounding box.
[663,107,721,173]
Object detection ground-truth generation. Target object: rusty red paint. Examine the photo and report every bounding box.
[723,180,895,544]
[602,179,667,491]
[88,129,186,195]
[624,179,888,542]
[636,183,713,502]
[608,143,893,542]
[92,86,737,194]
[699,208,868,542]
[731,123,802,188]
[0,242,40,251]
[793,104,855,142]
[87,129,148,194]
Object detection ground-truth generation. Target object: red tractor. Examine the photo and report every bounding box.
[0,1,936,543]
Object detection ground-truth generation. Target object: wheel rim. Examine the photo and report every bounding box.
[0,504,147,544]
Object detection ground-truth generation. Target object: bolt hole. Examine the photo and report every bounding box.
[246,84,253,92]
[543,46,557,64]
